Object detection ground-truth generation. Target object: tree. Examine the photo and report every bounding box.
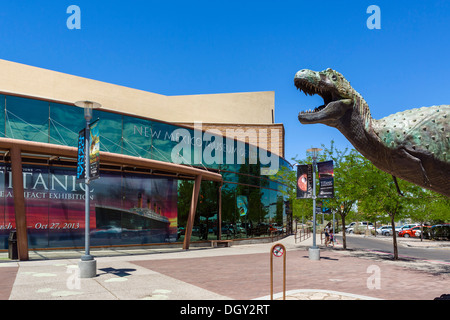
[357,161,417,259]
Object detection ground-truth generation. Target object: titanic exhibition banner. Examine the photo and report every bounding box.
[0,164,178,249]
[296,164,313,199]
[317,160,334,199]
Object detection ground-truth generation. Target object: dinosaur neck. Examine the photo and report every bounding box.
[335,92,381,159]
[352,89,372,131]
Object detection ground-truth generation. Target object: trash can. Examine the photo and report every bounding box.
[8,231,18,260]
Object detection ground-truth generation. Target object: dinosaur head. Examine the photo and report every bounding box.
[295,68,355,126]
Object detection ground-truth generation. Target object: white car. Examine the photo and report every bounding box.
[346,222,374,233]
[378,225,402,236]
[376,226,392,235]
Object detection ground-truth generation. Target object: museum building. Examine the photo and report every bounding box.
[0,59,291,260]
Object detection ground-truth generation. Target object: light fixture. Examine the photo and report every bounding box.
[75,100,102,122]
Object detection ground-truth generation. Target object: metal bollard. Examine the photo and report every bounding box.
[270,243,286,300]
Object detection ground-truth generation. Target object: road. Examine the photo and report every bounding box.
[335,234,450,263]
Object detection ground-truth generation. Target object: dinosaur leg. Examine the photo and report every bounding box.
[398,148,431,187]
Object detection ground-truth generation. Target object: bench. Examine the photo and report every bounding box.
[210,240,233,248]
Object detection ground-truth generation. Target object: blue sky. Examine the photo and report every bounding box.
[1,0,449,163]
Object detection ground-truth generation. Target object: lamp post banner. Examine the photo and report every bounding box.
[89,120,100,181]
[317,160,334,198]
[296,164,312,199]
[76,129,87,181]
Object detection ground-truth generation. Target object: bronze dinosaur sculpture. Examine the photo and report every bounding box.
[295,68,449,197]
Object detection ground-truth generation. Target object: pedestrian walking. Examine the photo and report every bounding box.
[329,228,334,247]
[324,222,331,246]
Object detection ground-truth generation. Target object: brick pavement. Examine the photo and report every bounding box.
[132,248,450,300]
[0,267,18,300]
[0,235,449,300]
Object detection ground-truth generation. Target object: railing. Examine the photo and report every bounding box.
[295,227,311,243]
[270,231,285,243]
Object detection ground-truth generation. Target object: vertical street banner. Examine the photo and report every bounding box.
[89,120,100,181]
[76,129,86,181]
[296,164,313,199]
[317,160,334,198]
[236,195,248,216]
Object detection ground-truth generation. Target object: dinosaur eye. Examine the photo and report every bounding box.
[332,75,338,81]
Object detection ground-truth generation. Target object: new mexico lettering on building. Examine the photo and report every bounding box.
[132,122,280,175]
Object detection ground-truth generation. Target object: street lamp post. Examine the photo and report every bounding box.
[75,101,101,278]
[307,147,322,260]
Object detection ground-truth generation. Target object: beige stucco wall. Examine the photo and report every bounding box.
[180,123,285,158]
[0,59,274,125]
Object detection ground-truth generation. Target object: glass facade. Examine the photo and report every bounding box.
[0,94,291,249]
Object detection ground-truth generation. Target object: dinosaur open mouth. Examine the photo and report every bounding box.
[294,78,336,115]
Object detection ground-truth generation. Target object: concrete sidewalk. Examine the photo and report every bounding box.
[0,234,449,300]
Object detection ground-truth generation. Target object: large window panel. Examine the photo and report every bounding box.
[0,95,5,138]
[50,103,85,147]
[248,186,263,225]
[5,96,49,143]
[268,188,277,224]
[193,181,219,241]
[93,110,123,155]
[177,179,192,243]
[234,185,249,239]
[221,137,241,174]
[150,121,181,163]
[0,164,7,249]
[122,116,153,158]
[119,172,177,245]
[47,166,85,249]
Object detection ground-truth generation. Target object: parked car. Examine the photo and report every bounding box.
[345,222,356,230]
[398,225,430,238]
[346,222,374,233]
[398,224,420,234]
[423,224,450,240]
[377,225,401,236]
[376,226,392,236]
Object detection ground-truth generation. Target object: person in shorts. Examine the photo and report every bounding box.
[324,222,331,246]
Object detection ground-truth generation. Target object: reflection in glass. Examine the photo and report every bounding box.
[0,95,5,138]
[50,103,85,147]
[93,110,123,155]
[5,96,49,143]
